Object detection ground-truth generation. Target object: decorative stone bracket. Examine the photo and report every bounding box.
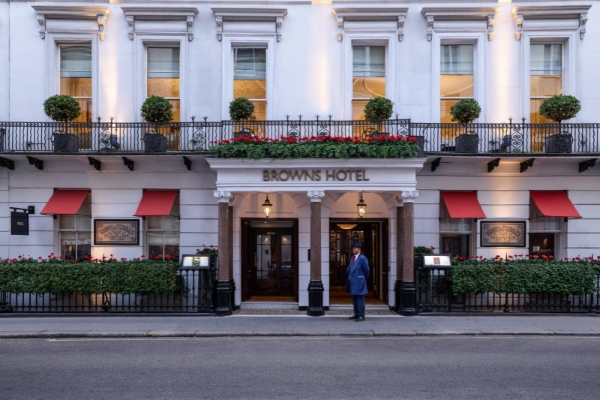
[121,7,199,41]
[421,7,498,42]
[512,6,591,40]
[212,8,288,42]
[32,6,110,40]
[332,8,408,42]
[307,190,325,202]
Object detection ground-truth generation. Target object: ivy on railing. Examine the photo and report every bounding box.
[210,135,420,160]
[0,255,180,294]
[450,255,600,295]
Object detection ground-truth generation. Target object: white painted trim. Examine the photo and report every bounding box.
[430,32,487,123]
[221,35,276,120]
[342,32,397,120]
[45,34,100,122]
[32,5,110,41]
[134,34,189,122]
[121,7,198,42]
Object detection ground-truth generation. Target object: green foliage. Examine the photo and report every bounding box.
[0,259,180,294]
[43,95,81,122]
[210,135,420,160]
[414,246,435,256]
[141,95,174,123]
[364,97,394,122]
[539,94,581,123]
[229,97,255,121]
[450,259,598,295]
[450,99,481,124]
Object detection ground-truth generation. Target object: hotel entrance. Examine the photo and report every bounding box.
[329,220,388,305]
[241,220,298,302]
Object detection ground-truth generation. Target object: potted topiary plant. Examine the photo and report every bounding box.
[364,97,394,138]
[450,98,481,153]
[43,94,81,153]
[539,94,580,153]
[140,95,173,152]
[229,97,255,139]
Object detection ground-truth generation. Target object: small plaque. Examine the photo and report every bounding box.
[94,219,139,245]
[181,254,210,269]
[480,221,526,247]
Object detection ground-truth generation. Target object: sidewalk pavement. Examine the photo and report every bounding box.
[1,313,600,338]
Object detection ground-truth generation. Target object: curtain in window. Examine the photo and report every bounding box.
[530,44,562,76]
[441,45,473,75]
[147,47,180,78]
[234,49,266,80]
[353,46,385,77]
[60,46,91,78]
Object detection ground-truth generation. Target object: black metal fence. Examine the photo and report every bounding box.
[416,266,600,313]
[0,267,215,314]
[1,117,599,155]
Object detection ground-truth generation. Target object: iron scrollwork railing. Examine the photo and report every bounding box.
[0,118,599,155]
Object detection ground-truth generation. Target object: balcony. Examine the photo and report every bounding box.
[0,117,598,156]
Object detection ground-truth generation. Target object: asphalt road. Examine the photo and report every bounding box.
[1,337,599,399]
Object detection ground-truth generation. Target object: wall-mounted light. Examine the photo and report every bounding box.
[357,194,367,218]
[262,194,273,218]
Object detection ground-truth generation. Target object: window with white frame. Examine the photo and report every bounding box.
[439,197,474,258]
[146,200,180,261]
[147,47,181,122]
[60,45,92,123]
[59,196,91,261]
[530,43,562,124]
[440,44,474,123]
[529,198,563,259]
[352,46,385,120]
[234,48,267,120]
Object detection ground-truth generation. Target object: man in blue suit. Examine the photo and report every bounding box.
[346,240,370,322]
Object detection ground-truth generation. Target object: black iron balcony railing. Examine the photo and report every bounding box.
[0,117,598,155]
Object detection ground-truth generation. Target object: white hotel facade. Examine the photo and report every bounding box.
[0,0,599,314]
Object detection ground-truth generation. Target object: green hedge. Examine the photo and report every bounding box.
[450,260,599,295]
[210,135,419,160]
[0,260,179,295]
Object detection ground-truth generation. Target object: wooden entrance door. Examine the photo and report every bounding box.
[242,223,297,299]
[329,222,382,298]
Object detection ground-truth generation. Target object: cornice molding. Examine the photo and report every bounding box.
[332,7,408,42]
[421,7,498,42]
[511,5,592,40]
[121,7,199,41]
[32,5,110,40]
[212,8,288,42]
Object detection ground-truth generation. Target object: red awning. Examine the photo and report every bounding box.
[134,190,178,217]
[441,191,486,219]
[531,191,581,218]
[40,190,89,215]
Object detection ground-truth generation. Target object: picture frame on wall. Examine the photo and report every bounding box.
[94,219,139,245]
[480,221,526,247]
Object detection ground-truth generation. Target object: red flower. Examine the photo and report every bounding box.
[549,255,554,260]
[533,255,539,259]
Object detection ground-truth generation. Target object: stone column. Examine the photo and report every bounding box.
[393,196,404,312]
[399,190,419,316]
[214,190,232,316]
[307,190,325,316]
[228,198,236,310]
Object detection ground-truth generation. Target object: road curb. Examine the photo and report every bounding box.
[2,331,600,339]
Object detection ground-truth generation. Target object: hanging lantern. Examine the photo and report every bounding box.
[357,194,367,218]
[262,194,273,218]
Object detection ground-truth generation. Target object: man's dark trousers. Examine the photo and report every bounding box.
[352,295,365,318]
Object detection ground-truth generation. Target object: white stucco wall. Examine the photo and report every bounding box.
[1,1,598,123]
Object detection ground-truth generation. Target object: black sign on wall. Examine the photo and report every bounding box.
[11,211,29,235]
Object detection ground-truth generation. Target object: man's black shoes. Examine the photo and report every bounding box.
[348,315,359,320]
[355,316,365,322]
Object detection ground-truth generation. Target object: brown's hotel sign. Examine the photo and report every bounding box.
[480,221,526,247]
[94,219,139,245]
[263,169,370,182]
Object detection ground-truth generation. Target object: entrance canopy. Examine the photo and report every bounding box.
[531,191,581,218]
[207,158,426,193]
